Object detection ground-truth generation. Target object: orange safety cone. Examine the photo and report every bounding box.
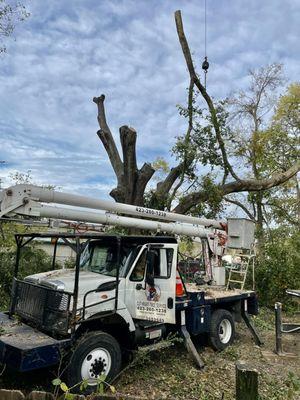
[176,270,185,297]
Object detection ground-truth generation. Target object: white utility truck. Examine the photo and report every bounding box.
[0,185,261,394]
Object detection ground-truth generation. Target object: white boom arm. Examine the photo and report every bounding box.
[0,185,226,230]
[0,185,226,240]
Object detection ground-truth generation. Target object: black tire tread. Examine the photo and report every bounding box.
[66,331,121,394]
[209,309,235,351]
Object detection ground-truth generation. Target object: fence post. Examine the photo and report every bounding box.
[0,389,25,400]
[27,391,55,400]
[275,302,283,355]
[236,361,258,400]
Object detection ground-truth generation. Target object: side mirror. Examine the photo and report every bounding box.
[145,250,156,287]
[95,280,119,292]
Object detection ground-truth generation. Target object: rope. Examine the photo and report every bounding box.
[202,0,209,89]
[204,0,207,58]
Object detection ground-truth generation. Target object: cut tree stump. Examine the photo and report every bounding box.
[236,361,258,400]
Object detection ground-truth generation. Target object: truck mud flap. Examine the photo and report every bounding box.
[0,312,71,372]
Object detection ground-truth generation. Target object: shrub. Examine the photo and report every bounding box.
[0,245,53,310]
[256,227,300,311]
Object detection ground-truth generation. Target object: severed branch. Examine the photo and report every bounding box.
[93,95,155,205]
[93,95,123,178]
[174,10,240,182]
[120,125,138,204]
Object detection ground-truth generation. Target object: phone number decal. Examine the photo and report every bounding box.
[135,207,166,218]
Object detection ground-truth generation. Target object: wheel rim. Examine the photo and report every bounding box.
[218,319,232,343]
[81,347,112,385]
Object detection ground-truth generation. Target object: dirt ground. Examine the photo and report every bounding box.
[0,308,299,399]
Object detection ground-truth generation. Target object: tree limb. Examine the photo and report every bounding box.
[93,95,123,178]
[156,163,184,200]
[224,196,255,221]
[167,78,194,208]
[174,10,240,182]
[120,125,138,203]
[135,163,156,206]
[93,95,155,205]
[173,161,300,214]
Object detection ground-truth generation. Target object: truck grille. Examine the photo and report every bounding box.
[12,280,71,333]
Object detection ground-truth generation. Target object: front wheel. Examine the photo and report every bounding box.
[66,331,122,394]
[209,309,235,351]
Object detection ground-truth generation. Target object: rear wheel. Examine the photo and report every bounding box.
[66,331,121,394]
[209,309,235,351]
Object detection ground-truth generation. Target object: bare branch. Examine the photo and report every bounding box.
[135,163,156,206]
[155,163,184,201]
[167,79,194,208]
[94,95,155,206]
[224,196,255,221]
[93,95,123,178]
[120,125,138,203]
[174,10,240,181]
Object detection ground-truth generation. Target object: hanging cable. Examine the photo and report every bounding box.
[204,0,207,56]
[201,0,209,89]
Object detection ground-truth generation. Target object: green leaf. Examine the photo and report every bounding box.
[80,379,89,392]
[60,382,69,392]
[97,382,105,394]
[64,393,75,400]
[110,385,116,393]
[52,378,62,386]
[97,374,106,383]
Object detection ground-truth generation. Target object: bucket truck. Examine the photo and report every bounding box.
[0,185,261,394]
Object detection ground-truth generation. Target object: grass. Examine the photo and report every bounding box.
[0,307,299,399]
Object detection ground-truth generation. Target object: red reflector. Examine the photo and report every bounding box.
[176,271,184,297]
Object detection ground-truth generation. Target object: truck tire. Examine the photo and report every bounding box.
[209,309,235,351]
[66,331,121,394]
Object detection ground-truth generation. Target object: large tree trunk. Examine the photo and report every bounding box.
[93,95,155,205]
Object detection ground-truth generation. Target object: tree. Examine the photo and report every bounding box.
[0,0,29,53]
[260,83,300,227]
[92,10,300,220]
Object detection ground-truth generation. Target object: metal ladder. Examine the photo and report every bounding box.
[226,251,255,290]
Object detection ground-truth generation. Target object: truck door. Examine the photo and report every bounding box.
[125,243,177,324]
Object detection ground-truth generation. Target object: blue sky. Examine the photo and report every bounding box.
[0,0,299,199]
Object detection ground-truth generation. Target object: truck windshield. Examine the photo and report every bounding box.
[80,242,134,277]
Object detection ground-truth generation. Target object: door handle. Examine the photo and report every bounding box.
[136,283,144,290]
[168,297,174,309]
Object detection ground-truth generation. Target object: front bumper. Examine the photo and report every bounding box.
[0,312,71,372]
